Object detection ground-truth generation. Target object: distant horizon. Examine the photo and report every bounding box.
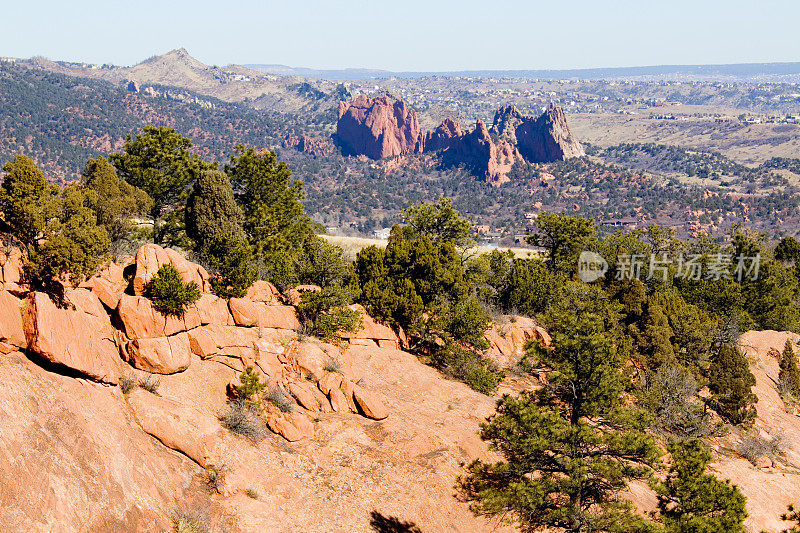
[12,47,800,78]
[1,1,798,72]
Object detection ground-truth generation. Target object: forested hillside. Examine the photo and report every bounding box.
[0,63,290,181]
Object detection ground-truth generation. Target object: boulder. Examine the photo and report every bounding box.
[485,315,550,368]
[194,294,233,326]
[294,341,328,380]
[121,332,191,374]
[0,290,25,350]
[66,288,108,320]
[339,304,399,349]
[318,372,343,395]
[188,324,285,360]
[127,388,224,466]
[288,381,321,412]
[79,262,127,310]
[23,292,121,384]
[266,411,314,441]
[328,386,349,413]
[228,298,300,330]
[0,246,25,294]
[339,378,359,413]
[131,244,210,296]
[352,385,388,420]
[245,281,283,305]
[336,95,424,159]
[117,294,201,339]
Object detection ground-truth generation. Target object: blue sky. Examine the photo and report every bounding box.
[1,0,798,70]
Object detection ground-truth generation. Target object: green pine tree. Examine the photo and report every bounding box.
[225,145,313,289]
[459,282,660,532]
[707,344,757,426]
[110,126,213,245]
[1,155,110,298]
[185,169,246,249]
[779,340,800,398]
[653,439,747,533]
[81,156,152,255]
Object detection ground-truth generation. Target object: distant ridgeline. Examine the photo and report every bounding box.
[335,95,584,185]
[0,62,286,182]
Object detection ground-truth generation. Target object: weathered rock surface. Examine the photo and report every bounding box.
[352,383,388,420]
[0,352,216,531]
[265,409,314,442]
[484,315,551,369]
[0,290,25,352]
[0,246,25,294]
[512,103,585,162]
[117,294,201,339]
[127,388,224,466]
[422,117,463,152]
[187,323,287,376]
[121,331,192,374]
[338,95,583,185]
[283,283,321,307]
[23,291,121,384]
[195,293,234,326]
[228,297,300,330]
[79,262,127,310]
[339,303,400,349]
[336,95,424,159]
[245,280,283,305]
[431,118,524,185]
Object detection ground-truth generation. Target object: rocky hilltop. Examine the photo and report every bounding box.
[427,119,524,185]
[0,243,545,531]
[336,97,584,184]
[1,244,799,531]
[336,95,425,159]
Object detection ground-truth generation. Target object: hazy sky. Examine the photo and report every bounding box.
[1,0,798,70]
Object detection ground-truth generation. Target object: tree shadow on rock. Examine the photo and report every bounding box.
[369,511,422,533]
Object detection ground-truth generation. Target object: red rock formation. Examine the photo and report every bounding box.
[513,103,585,162]
[23,291,121,384]
[433,119,524,186]
[422,117,463,152]
[336,95,424,159]
[422,104,583,183]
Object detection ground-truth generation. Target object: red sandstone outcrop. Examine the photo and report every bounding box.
[127,387,225,466]
[422,117,463,152]
[79,262,127,310]
[132,243,211,296]
[0,246,25,295]
[337,96,583,184]
[484,315,552,369]
[23,291,121,384]
[339,303,400,349]
[0,290,25,353]
[228,297,300,330]
[336,95,424,159]
[431,119,524,185]
[120,332,192,374]
[512,103,585,162]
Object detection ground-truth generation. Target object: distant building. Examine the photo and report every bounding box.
[599,217,639,229]
[372,228,392,240]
